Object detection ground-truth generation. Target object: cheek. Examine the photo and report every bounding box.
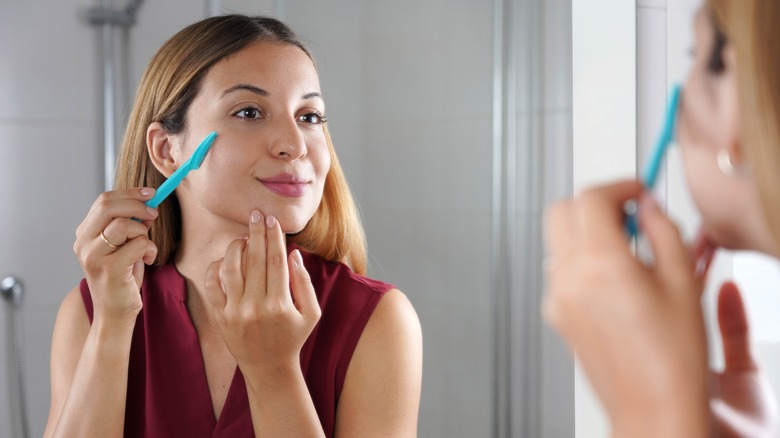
[680,145,710,207]
[680,86,712,149]
[679,64,731,155]
[183,146,249,204]
[678,106,721,224]
[678,130,749,246]
[313,141,332,181]
[202,137,256,176]
[677,69,736,217]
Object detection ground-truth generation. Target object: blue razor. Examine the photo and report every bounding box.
[627,84,682,238]
[146,131,217,208]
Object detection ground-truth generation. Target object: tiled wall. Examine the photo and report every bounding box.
[572,1,636,434]
[288,2,502,435]
[2,2,102,436]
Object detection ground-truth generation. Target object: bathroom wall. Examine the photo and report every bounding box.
[572,1,635,435]
[1,1,573,436]
[1,2,102,436]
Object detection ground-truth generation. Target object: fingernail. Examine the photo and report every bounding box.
[141,187,154,197]
[250,210,261,224]
[266,215,277,228]
[146,206,158,218]
[292,249,303,266]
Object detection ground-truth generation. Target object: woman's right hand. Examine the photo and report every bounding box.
[73,188,159,321]
[544,181,711,436]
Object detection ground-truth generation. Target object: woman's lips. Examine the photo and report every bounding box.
[259,173,309,198]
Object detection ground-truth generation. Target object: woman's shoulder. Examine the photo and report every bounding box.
[299,249,415,345]
[300,249,395,299]
[359,287,420,355]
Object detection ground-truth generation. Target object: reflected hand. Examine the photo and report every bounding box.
[543,181,710,436]
[710,281,780,437]
[73,188,159,321]
[204,210,321,378]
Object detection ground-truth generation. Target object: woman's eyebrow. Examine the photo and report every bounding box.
[221,83,269,98]
[302,91,322,100]
[221,84,322,102]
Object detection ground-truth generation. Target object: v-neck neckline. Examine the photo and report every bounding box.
[173,264,244,428]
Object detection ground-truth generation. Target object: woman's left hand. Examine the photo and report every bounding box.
[543,180,710,437]
[710,281,780,437]
[204,210,321,376]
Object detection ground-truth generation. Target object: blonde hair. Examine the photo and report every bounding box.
[708,0,780,243]
[114,15,367,274]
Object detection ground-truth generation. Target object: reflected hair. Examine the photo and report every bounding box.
[707,0,780,244]
[114,15,367,274]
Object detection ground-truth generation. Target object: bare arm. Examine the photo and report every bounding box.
[45,188,158,437]
[44,286,137,438]
[335,289,423,437]
[244,361,325,437]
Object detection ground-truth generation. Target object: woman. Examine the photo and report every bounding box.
[44,15,422,437]
[545,0,780,436]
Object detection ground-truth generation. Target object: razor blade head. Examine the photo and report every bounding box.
[664,84,682,144]
[190,131,218,170]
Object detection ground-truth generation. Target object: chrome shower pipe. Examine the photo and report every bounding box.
[206,0,222,17]
[275,0,286,19]
[491,0,509,435]
[2,276,28,438]
[87,0,144,191]
[492,0,546,436]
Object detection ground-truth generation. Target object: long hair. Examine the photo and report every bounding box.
[114,15,367,274]
[708,0,780,244]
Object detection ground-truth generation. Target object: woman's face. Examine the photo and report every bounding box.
[166,41,330,235]
[677,7,774,253]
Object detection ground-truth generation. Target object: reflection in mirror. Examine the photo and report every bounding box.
[0,1,573,437]
[569,1,780,436]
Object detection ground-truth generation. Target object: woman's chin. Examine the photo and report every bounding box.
[278,216,309,235]
[703,223,757,253]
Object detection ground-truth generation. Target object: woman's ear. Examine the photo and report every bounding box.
[147,122,179,178]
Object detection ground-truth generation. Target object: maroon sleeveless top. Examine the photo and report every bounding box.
[79,246,393,437]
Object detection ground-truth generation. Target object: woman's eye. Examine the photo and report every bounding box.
[233,106,261,119]
[298,112,328,125]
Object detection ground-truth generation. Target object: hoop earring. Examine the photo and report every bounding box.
[717,149,736,175]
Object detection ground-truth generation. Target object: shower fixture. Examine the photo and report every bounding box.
[85,0,145,191]
[2,276,28,438]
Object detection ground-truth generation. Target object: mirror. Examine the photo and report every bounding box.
[0,0,573,436]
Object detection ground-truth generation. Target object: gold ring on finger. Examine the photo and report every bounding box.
[100,230,121,250]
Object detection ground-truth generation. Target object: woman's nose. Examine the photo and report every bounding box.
[268,118,307,160]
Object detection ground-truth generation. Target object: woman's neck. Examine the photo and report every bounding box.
[173,214,249,298]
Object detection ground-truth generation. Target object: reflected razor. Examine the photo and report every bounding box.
[626,84,682,238]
